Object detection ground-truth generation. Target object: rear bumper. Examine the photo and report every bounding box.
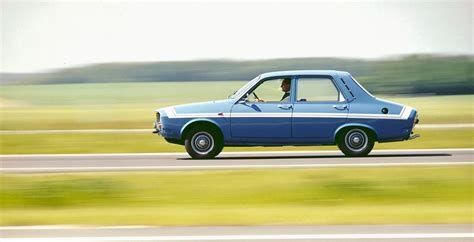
[408,133,421,140]
[409,112,420,140]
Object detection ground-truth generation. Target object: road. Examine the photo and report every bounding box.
[1,224,472,241]
[1,149,472,173]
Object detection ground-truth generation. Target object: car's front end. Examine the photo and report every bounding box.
[153,99,234,144]
[153,108,183,144]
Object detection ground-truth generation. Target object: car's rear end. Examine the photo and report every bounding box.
[407,110,420,140]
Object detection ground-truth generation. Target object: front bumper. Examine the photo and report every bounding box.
[153,120,161,135]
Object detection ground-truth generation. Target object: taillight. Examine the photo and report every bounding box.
[414,113,419,127]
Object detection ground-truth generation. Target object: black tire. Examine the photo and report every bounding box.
[184,126,223,159]
[337,128,375,157]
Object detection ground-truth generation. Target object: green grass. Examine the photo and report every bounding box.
[1,166,472,225]
[0,82,246,130]
[381,94,474,124]
[0,82,472,131]
[0,82,247,105]
[0,128,472,154]
[0,82,472,154]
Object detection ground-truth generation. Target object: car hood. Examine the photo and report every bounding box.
[157,99,234,117]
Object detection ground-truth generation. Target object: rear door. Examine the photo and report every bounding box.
[292,76,348,138]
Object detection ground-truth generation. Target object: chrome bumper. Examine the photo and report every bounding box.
[408,113,420,140]
[152,121,161,134]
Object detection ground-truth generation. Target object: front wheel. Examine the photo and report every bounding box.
[337,128,374,157]
[185,127,223,159]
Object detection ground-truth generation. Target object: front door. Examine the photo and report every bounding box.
[231,77,293,138]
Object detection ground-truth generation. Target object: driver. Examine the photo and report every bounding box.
[255,78,291,102]
[279,78,291,102]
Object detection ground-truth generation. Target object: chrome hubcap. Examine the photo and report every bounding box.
[345,129,368,152]
[191,132,214,155]
[195,135,211,150]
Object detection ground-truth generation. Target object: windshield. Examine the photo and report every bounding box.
[229,75,260,99]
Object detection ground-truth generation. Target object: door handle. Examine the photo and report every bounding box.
[277,104,293,110]
[333,104,347,110]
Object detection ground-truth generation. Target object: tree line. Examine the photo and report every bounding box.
[2,54,472,95]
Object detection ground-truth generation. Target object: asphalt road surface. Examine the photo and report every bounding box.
[1,224,473,241]
[1,149,472,173]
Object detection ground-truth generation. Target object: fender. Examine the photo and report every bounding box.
[180,118,223,139]
[334,123,378,141]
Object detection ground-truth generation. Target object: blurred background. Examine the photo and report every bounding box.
[0,0,472,228]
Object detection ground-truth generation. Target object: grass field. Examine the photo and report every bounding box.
[1,82,472,130]
[1,165,472,226]
[0,82,472,154]
[1,82,472,227]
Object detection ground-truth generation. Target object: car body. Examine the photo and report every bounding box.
[154,70,419,158]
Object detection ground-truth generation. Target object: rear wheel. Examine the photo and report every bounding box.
[337,128,374,157]
[185,127,223,159]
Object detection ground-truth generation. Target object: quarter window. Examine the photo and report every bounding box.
[297,78,340,102]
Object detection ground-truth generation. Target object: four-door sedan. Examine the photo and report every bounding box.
[153,70,419,159]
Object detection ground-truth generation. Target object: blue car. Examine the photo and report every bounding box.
[154,70,419,158]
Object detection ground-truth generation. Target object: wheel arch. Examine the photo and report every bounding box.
[334,123,378,142]
[180,119,224,141]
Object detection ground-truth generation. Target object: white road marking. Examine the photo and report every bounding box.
[0,225,153,230]
[0,123,472,134]
[0,148,472,158]
[2,233,473,241]
[1,162,472,173]
[0,129,150,134]
[415,123,474,129]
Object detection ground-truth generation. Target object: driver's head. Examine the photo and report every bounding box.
[281,78,291,92]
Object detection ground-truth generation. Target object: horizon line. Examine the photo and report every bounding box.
[1,52,472,74]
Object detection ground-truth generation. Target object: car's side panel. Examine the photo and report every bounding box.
[292,102,348,138]
[230,102,292,139]
[342,98,416,141]
[181,117,230,138]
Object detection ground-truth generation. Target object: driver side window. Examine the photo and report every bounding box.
[246,78,290,103]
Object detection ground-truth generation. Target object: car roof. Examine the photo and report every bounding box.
[260,70,349,79]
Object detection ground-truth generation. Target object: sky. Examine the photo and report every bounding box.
[1,0,472,73]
